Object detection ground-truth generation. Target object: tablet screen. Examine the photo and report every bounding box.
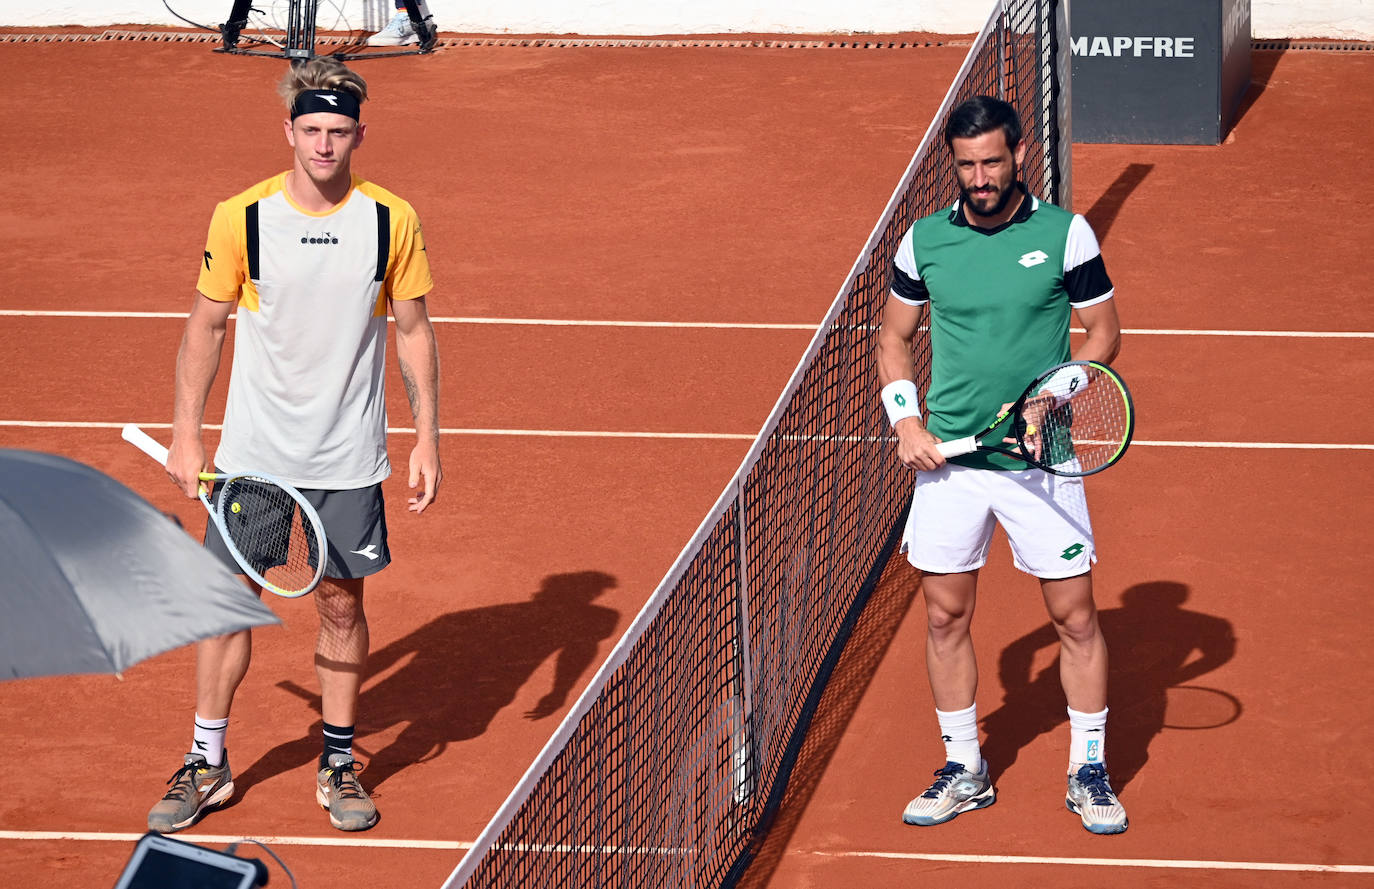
[118,846,256,889]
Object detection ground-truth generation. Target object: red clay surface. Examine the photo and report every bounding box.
[1,34,1371,889]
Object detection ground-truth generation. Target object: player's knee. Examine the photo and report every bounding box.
[925,603,973,638]
[1051,609,1101,647]
[315,593,365,633]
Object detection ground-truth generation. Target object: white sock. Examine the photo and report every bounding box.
[1067,705,1108,771]
[192,714,229,767]
[936,703,981,771]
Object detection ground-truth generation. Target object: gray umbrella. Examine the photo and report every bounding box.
[0,449,280,680]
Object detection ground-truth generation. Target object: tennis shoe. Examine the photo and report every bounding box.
[147,753,234,833]
[902,760,995,826]
[317,754,379,831]
[367,11,419,46]
[1065,763,1128,834]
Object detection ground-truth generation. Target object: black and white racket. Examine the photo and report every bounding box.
[123,424,327,597]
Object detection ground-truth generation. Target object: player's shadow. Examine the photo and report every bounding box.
[235,570,621,795]
[979,580,1237,790]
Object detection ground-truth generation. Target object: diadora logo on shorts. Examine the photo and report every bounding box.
[351,544,380,560]
[301,231,340,245]
[1019,250,1049,268]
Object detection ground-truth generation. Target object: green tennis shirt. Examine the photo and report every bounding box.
[890,186,1114,470]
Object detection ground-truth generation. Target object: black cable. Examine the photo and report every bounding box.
[238,839,298,889]
[161,0,281,48]
[160,0,218,32]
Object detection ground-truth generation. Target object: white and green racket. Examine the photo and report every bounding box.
[936,360,1135,477]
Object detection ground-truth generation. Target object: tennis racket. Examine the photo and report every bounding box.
[122,424,327,598]
[935,360,1134,477]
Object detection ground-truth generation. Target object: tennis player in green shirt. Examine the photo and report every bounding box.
[876,95,1128,835]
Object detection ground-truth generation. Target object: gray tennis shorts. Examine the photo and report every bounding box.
[203,481,391,581]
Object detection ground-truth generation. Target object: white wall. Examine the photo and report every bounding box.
[7,0,1373,40]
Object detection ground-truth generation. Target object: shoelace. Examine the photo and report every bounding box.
[921,762,967,799]
[1076,766,1116,806]
[324,761,367,801]
[161,762,207,802]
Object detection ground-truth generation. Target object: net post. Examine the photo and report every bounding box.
[1053,0,1074,209]
[997,0,1009,101]
[732,476,756,811]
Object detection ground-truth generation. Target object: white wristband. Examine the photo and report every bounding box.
[1054,365,1091,406]
[881,379,921,426]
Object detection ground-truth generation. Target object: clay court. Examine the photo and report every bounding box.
[0,23,1371,889]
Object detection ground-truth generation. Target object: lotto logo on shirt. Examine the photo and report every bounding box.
[301,231,340,245]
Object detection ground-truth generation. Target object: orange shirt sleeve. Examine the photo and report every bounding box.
[196,200,246,303]
[386,201,434,302]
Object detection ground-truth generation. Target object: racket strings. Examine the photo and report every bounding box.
[218,476,321,594]
[1035,368,1133,472]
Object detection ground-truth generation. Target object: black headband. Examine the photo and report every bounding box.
[290,89,361,121]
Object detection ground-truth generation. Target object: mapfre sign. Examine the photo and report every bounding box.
[1071,35,1196,58]
[1070,0,1252,145]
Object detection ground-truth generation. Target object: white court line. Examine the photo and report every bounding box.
[0,831,1368,874]
[0,829,683,856]
[2,310,1373,338]
[0,310,815,330]
[0,421,756,440]
[1,421,1371,449]
[0,830,468,849]
[825,850,1374,874]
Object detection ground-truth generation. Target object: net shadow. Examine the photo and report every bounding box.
[1082,162,1153,245]
[732,548,921,889]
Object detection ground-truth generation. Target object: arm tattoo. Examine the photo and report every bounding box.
[400,360,421,419]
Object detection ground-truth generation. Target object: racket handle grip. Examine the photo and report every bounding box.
[122,424,170,467]
[935,436,977,458]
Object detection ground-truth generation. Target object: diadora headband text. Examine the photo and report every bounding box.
[290,90,361,121]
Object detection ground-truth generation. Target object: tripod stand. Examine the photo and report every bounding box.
[217,0,437,61]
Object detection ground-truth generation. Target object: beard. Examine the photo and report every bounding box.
[959,164,1021,219]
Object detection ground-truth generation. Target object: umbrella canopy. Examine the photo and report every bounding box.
[0,449,280,680]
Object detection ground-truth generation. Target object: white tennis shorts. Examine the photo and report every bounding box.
[900,462,1096,579]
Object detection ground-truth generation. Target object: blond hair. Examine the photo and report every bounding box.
[278,58,368,113]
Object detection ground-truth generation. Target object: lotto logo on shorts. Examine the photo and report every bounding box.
[1061,543,1085,560]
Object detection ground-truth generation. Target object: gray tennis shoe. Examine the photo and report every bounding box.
[317,754,379,831]
[148,752,234,833]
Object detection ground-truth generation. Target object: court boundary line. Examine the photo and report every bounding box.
[0,830,468,849]
[3,310,1373,338]
[2,421,1372,450]
[1,831,1369,874]
[2,421,1373,449]
[823,849,1374,874]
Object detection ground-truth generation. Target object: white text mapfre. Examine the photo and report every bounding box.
[1071,36,1196,58]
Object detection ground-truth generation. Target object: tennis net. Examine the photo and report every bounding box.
[442,2,1072,886]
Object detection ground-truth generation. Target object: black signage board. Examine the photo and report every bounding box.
[1070,0,1252,144]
